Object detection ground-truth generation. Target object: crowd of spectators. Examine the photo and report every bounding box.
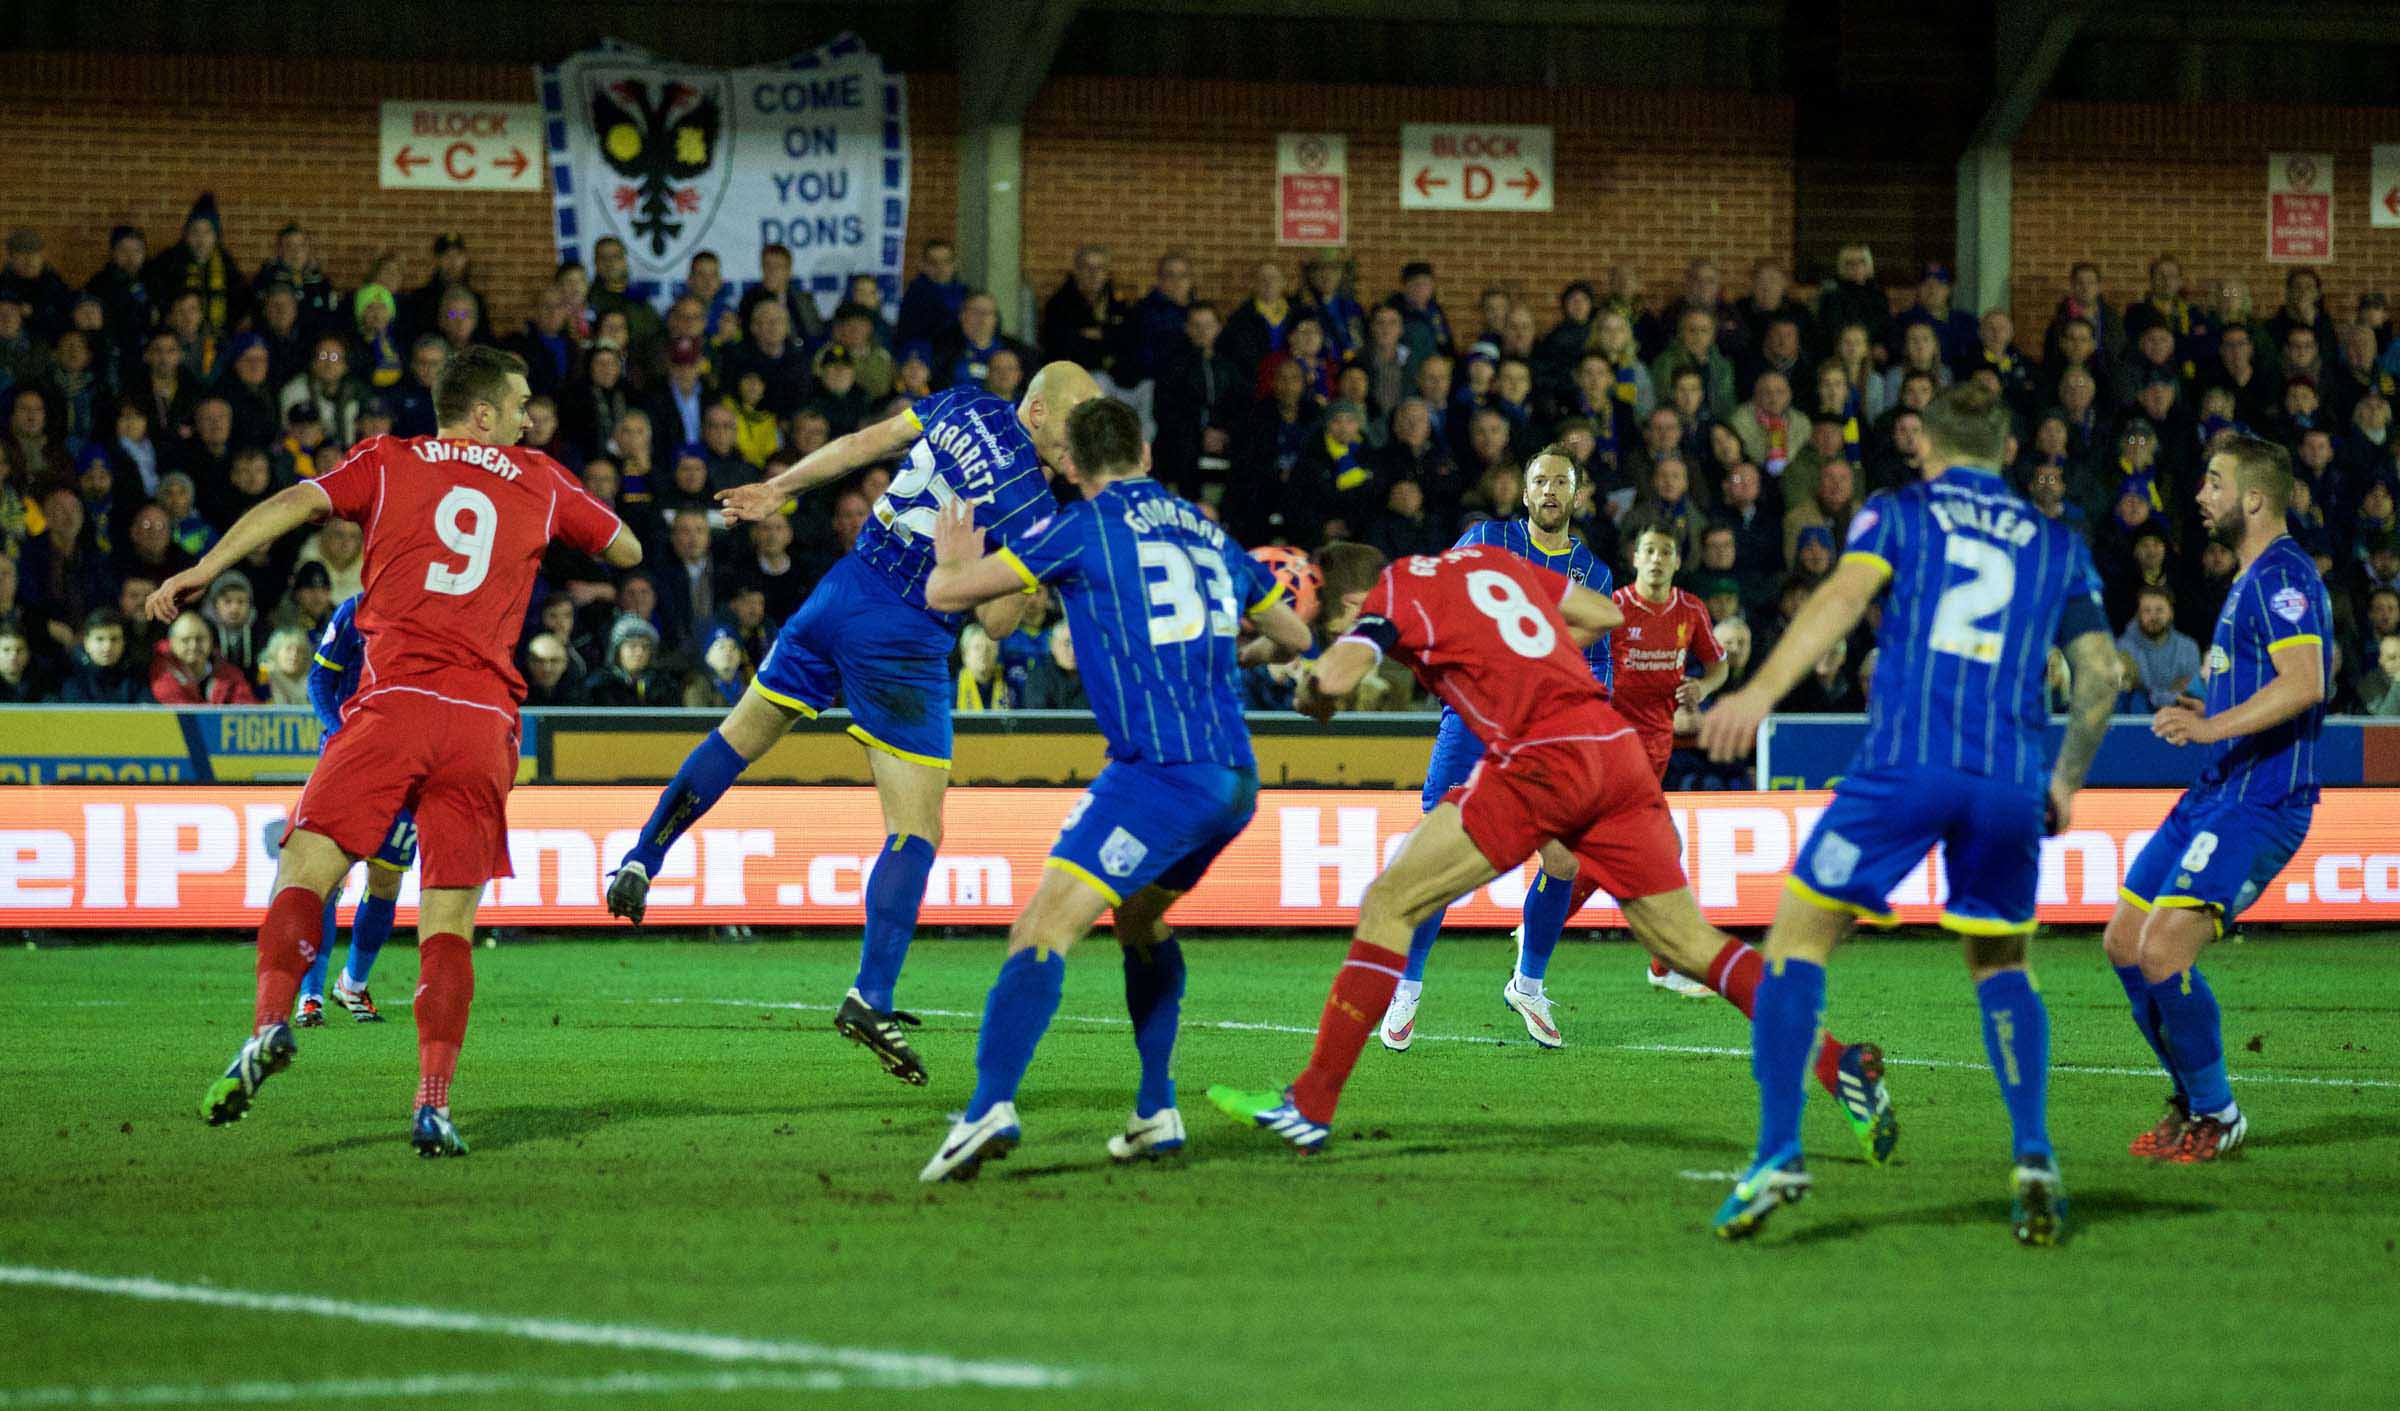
[4,192,2399,728]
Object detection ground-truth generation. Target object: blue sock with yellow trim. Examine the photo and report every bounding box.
[300,896,338,999]
[1401,908,1444,983]
[1122,935,1184,1117]
[1516,870,1575,984]
[2148,967,2234,1116]
[968,948,1065,1122]
[624,730,746,876]
[2113,964,2182,1099]
[1751,956,1824,1164]
[855,833,936,1011]
[1976,968,2052,1161]
[342,893,397,989]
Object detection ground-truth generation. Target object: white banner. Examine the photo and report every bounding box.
[537,35,908,310]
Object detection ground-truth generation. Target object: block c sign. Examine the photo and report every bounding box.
[1400,124,1552,212]
[379,102,545,191]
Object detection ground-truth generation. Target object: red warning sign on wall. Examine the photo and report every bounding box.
[2267,152,2334,263]
[1277,133,1347,245]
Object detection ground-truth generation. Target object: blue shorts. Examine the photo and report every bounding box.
[2121,789,2313,930]
[1420,710,1487,813]
[753,553,958,768]
[1049,761,1260,904]
[1789,765,2043,935]
[368,809,419,871]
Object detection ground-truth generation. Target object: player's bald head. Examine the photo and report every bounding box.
[1021,361,1102,470]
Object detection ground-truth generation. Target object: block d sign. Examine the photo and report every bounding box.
[379,101,545,191]
[1400,124,1552,212]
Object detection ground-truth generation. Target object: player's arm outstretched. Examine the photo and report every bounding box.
[718,411,919,524]
[1699,554,1888,760]
[2152,640,2326,746]
[146,483,334,622]
[1560,583,1624,647]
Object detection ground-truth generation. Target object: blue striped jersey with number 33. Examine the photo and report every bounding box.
[997,477,1284,768]
[1842,465,2107,794]
[852,386,1055,625]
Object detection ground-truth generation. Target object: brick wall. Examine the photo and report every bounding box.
[0,53,961,333]
[2012,101,2400,328]
[1020,78,1798,313]
[8,50,2397,348]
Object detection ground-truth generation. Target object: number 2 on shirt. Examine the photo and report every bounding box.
[1928,536,2013,663]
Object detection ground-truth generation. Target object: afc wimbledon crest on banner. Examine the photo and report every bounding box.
[539,35,908,308]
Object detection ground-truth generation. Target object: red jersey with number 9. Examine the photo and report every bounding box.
[1340,545,1623,760]
[308,435,623,713]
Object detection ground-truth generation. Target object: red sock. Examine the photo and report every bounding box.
[1289,940,1407,1124]
[254,887,324,1031]
[413,933,475,1110]
[1705,941,1845,1095]
[1649,955,1670,977]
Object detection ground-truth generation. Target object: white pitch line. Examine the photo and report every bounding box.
[0,1368,852,1407]
[1675,1170,1747,1183]
[644,996,2400,1091]
[0,1268,1086,1392]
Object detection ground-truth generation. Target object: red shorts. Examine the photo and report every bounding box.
[1445,728,1686,902]
[291,689,519,889]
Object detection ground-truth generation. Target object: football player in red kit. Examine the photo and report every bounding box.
[1207,544,1896,1161]
[1613,522,1730,996]
[151,346,640,1156]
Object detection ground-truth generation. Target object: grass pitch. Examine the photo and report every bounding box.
[3,930,2396,1409]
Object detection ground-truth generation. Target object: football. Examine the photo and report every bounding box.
[1250,545,1323,625]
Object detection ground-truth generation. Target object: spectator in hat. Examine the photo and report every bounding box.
[583,612,677,707]
[203,569,263,677]
[817,304,895,399]
[1038,244,1132,385]
[647,334,714,448]
[352,283,404,391]
[399,233,481,347]
[82,226,151,354]
[802,346,870,436]
[142,193,245,339]
[1896,263,1978,369]
[274,402,328,481]
[897,239,968,349]
[1299,397,1378,533]
[1,229,74,338]
[1129,250,1197,386]
[1383,260,1455,367]
[156,471,213,557]
[272,558,335,635]
[251,224,339,336]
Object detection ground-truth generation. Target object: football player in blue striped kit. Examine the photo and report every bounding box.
[2107,435,2328,1165]
[292,593,409,1027]
[912,397,1313,1180]
[606,363,1100,1087]
[1701,384,2122,1245]
[1376,446,1664,1056]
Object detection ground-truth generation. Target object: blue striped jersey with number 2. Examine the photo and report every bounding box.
[1000,477,1281,768]
[853,386,1055,624]
[1843,466,2105,793]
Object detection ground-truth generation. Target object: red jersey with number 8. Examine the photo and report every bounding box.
[1340,545,1622,761]
[308,435,622,713]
